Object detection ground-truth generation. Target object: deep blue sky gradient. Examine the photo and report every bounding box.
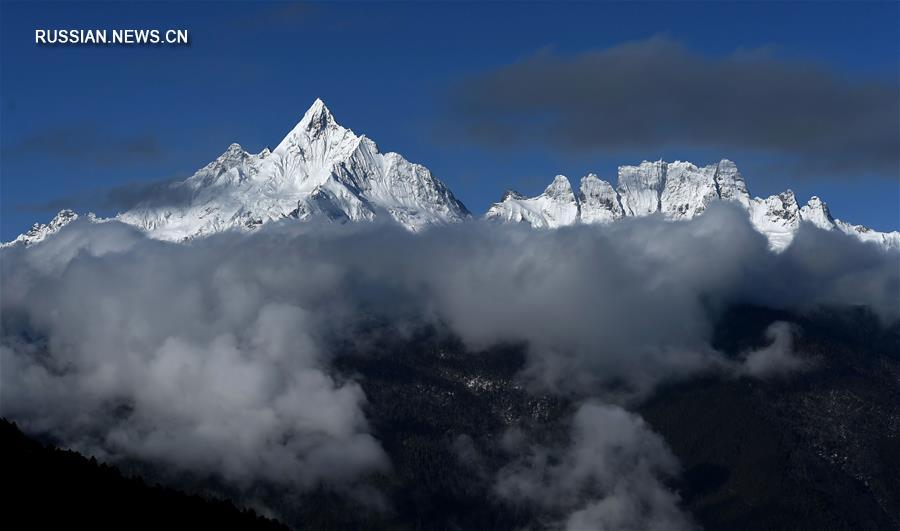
[2,1,898,239]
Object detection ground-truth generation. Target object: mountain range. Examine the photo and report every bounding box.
[4,99,898,251]
[486,159,899,251]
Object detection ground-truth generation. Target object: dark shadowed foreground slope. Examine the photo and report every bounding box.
[0,419,287,530]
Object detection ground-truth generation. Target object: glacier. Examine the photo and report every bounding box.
[3,100,898,252]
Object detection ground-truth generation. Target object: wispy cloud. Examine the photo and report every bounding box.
[7,125,163,167]
[496,402,695,531]
[19,175,196,215]
[739,321,809,378]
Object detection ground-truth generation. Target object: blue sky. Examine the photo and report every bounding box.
[1,1,898,240]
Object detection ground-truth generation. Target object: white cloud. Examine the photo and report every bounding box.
[740,321,808,378]
[496,402,696,531]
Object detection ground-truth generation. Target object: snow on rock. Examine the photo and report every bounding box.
[799,196,835,231]
[617,161,667,217]
[659,161,719,220]
[713,159,751,209]
[486,159,898,252]
[2,210,81,248]
[578,174,624,224]
[835,220,900,249]
[485,175,579,229]
[748,191,801,251]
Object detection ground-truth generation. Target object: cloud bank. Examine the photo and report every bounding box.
[445,36,899,178]
[0,221,388,489]
[1,204,897,517]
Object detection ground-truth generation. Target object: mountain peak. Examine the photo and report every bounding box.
[220,143,247,160]
[300,98,336,133]
[800,195,835,230]
[544,175,574,199]
[268,99,349,158]
[308,97,330,113]
[578,173,624,224]
[270,98,356,163]
[1,209,80,248]
[581,173,601,184]
[779,189,797,205]
[201,143,250,176]
[486,175,578,228]
[501,189,525,201]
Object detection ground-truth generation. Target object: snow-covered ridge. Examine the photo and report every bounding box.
[487,159,899,251]
[2,209,82,248]
[4,100,898,251]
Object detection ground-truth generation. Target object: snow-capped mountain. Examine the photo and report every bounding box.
[1,209,81,248]
[487,176,581,229]
[487,159,900,251]
[114,99,470,240]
